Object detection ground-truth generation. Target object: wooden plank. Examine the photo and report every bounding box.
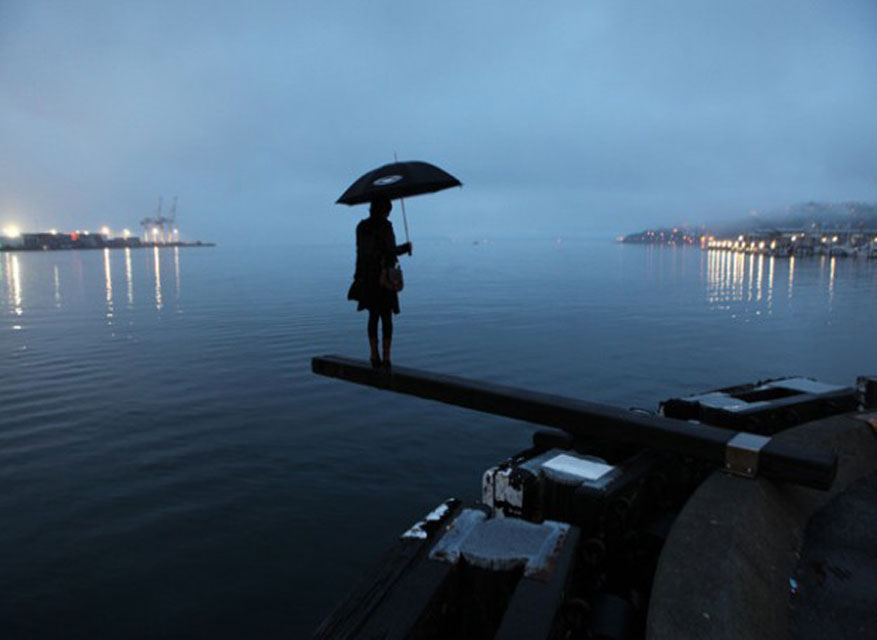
[311,355,837,490]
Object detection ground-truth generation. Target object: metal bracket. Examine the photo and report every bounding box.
[724,433,771,478]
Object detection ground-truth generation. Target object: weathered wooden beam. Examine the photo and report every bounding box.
[311,355,837,490]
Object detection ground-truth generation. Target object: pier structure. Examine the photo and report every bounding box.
[311,357,876,638]
[312,356,839,489]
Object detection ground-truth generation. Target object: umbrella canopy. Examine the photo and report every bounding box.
[336,161,461,205]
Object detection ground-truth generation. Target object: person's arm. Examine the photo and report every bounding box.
[383,223,412,261]
[387,225,412,256]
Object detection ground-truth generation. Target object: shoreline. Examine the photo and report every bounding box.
[1,241,215,253]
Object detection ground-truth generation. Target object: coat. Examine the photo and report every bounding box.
[349,217,405,314]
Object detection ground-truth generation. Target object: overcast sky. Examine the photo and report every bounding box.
[1,1,875,243]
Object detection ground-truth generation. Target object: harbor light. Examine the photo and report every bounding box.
[152,228,159,236]
[3,225,21,238]
[759,241,765,250]
[771,240,777,250]
[821,236,828,243]
[832,236,838,243]
[738,235,744,242]
[101,226,110,236]
[122,229,131,238]
[791,235,797,242]
[50,228,58,235]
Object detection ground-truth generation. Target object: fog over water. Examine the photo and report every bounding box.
[2,1,876,243]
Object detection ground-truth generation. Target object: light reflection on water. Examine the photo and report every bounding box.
[4,252,23,316]
[125,247,134,307]
[53,264,61,308]
[152,245,163,310]
[704,247,866,318]
[829,256,836,309]
[2,245,184,324]
[174,246,181,299]
[103,248,113,324]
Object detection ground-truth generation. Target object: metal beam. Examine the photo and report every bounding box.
[312,355,837,490]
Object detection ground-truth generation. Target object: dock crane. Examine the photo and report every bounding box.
[167,196,178,242]
[139,196,180,244]
[139,217,154,241]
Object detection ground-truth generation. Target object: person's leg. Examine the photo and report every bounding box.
[367,310,380,366]
[380,310,393,366]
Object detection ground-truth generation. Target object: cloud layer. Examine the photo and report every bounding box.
[2,1,875,243]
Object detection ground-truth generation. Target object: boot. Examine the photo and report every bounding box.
[382,336,392,370]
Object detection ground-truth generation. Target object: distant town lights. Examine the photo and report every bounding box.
[50,228,58,235]
[123,229,131,238]
[101,226,110,236]
[3,225,21,238]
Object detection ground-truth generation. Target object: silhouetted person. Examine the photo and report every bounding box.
[349,197,412,368]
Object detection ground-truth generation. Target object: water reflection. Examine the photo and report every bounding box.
[174,247,181,299]
[104,248,114,324]
[756,254,764,302]
[733,252,745,300]
[54,264,62,308]
[125,248,134,306]
[5,253,23,316]
[828,256,836,309]
[747,254,755,302]
[1,247,190,320]
[153,246,163,310]
[707,249,773,313]
[704,247,877,319]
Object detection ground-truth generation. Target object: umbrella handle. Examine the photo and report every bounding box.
[394,152,411,246]
[400,197,410,245]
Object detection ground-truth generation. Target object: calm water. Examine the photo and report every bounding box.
[2,240,875,637]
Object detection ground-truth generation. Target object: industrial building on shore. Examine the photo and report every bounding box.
[0,229,143,251]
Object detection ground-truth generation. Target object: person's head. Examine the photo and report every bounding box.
[369,197,392,219]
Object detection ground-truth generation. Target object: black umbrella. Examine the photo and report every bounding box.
[336,161,461,206]
[337,160,461,244]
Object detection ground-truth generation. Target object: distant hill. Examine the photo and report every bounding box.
[622,201,877,244]
[713,202,877,236]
